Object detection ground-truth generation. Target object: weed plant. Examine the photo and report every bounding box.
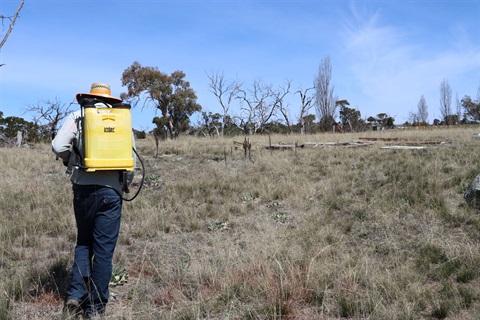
[1,126,480,319]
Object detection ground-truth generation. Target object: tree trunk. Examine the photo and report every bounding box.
[16,131,23,147]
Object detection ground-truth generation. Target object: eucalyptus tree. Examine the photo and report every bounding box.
[461,95,480,122]
[338,100,359,132]
[121,61,201,139]
[376,113,395,128]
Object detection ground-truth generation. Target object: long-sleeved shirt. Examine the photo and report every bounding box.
[52,105,135,194]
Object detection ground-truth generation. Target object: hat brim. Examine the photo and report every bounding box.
[76,93,123,105]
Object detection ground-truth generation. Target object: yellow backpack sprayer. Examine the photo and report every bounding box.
[82,101,134,171]
[76,97,145,201]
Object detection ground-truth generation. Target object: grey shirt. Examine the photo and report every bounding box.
[52,106,135,194]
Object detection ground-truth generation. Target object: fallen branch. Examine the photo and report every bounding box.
[264,144,296,150]
[359,137,449,145]
[298,140,374,148]
[382,146,427,150]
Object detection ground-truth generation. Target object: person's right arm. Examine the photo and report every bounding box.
[52,112,78,163]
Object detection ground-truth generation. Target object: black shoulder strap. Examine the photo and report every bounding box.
[72,114,86,169]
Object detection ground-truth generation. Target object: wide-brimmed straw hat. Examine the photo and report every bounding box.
[76,82,123,105]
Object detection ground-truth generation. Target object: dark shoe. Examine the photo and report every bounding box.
[83,309,94,319]
[83,308,104,319]
[64,298,82,317]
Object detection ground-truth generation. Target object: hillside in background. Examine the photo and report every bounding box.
[1,127,480,319]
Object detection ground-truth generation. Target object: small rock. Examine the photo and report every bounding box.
[464,174,480,208]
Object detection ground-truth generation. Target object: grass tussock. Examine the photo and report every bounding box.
[2,126,480,319]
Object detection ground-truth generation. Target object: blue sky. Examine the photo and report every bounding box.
[0,0,479,130]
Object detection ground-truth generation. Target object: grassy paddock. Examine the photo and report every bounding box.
[2,126,480,319]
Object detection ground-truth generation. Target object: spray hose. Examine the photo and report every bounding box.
[123,147,145,202]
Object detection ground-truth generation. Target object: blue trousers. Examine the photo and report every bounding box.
[67,184,122,314]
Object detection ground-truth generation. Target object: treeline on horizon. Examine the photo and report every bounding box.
[2,59,480,144]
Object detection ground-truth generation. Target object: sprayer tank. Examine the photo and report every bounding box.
[83,105,134,172]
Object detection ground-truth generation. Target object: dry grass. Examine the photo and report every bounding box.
[2,126,480,319]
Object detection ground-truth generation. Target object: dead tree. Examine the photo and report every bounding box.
[25,98,73,140]
[273,80,292,134]
[0,0,24,53]
[315,56,337,131]
[296,86,315,135]
[233,137,252,161]
[207,71,240,136]
[236,79,277,134]
[439,78,452,124]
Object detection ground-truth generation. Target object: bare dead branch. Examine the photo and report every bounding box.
[207,71,240,136]
[296,86,315,135]
[25,98,73,140]
[0,0,24,52]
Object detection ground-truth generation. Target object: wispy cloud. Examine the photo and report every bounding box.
[338,2,479,120]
